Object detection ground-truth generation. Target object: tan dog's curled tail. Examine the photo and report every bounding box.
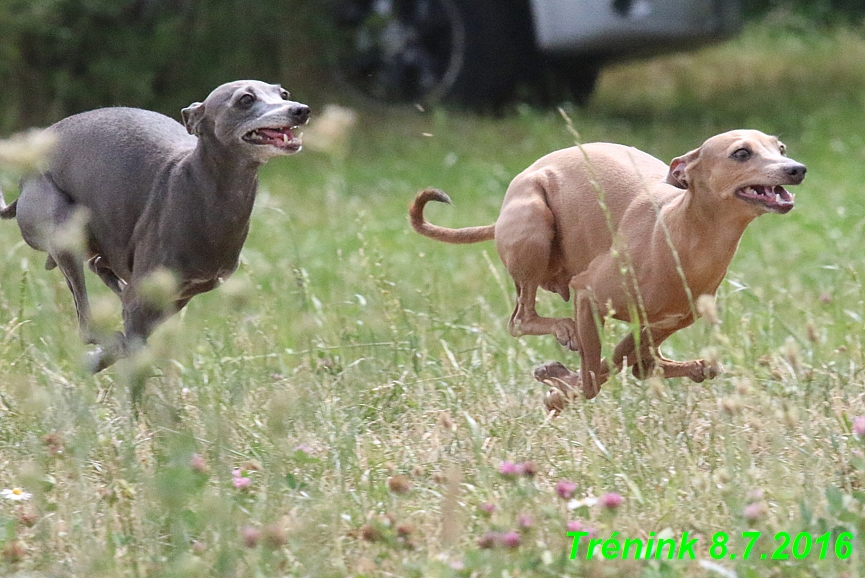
[410,187,495,244]
[0,186,16,219]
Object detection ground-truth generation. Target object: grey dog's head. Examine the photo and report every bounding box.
[181,80,310,163]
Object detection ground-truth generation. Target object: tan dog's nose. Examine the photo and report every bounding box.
[785,162,807,184]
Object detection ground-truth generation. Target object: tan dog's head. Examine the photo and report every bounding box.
[665,129,806,215]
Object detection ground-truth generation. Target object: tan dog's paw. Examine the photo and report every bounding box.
[533,360,573,384]
[688,359,723,383]
[552,320,579,350]
[535,361,581,414]
[581,371,601,400]
[701,360,723,381]
[544,387,572,414]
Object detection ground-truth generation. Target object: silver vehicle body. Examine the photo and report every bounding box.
[530,0,741,55]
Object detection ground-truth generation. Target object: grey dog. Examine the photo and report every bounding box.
[0,80,310,372]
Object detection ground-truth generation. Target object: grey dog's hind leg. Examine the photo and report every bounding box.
[0,186,17,219]
[16,176,97,343]
[89,256,125,296]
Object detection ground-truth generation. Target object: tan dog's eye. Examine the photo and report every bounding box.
[280,90,290,100]
[731,148,751,161]
[779,143,787,155]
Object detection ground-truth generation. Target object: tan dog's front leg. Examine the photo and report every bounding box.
[609,327,671,379]
[575,291,605,399]
[613,326,722,383]
[645,356,722,383]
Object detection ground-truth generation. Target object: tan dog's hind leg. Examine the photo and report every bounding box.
[535,360,580,413]
[509,282,578,349]
[497,179,578,349]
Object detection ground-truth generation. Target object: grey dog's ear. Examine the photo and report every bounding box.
[665,147,700,189]
[181,102,205,136]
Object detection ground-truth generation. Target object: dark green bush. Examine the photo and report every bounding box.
[744,0,865,24]
[0,0,332,132]
[0,0,862,132]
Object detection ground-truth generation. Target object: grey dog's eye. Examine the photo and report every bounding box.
[731,148,751,161]
[280,90,290,100]
[238,93,255,106]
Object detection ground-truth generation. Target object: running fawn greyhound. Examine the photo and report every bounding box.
[410,130,806,411]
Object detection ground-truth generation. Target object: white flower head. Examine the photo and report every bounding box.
[1,488,32,501]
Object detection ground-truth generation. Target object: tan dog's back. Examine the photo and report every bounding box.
[498,143,672,282]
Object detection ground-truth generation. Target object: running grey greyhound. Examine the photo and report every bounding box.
[0,80,310,372]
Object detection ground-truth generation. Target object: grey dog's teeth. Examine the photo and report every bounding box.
[283,133,288,143]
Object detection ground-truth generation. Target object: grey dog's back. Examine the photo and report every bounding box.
[48,107,195,200]
[39,108,197,253]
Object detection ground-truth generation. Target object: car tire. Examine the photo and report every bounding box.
[545,56,602,106]
[333,0,534,107]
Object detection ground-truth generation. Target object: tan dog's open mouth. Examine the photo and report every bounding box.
[735,184,795,214]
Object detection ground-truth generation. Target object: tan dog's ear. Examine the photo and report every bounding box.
[666,148,700,189]
[181,102,205,136]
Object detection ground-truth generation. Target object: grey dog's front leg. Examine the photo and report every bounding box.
[83,288,172,373]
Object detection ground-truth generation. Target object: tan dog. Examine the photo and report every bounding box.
[410,130,806,410]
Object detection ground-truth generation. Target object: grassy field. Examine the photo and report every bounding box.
[1,17,865,578]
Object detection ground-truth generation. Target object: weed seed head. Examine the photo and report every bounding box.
[743,501,766,521]
[499,461,519,478]
[232,469,252,490]
[477,531,499,549]
[190,453,209,474]
[261,523,287,549]
[853,416,865,437]
[2,539,26,562]
[240,526,260,548]
[696,294,720,324]
[600,492,624,510]
[388,474,412,495]
[138,267,179,311]
[360,523,383,542]
[501,531,521,549]
[556,480,578,500]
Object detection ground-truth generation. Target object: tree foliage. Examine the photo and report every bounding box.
[0,0,861,132]
[0,0,330,132]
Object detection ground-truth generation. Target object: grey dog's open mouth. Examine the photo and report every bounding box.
[243,127,301,151]
[735,184,795,213]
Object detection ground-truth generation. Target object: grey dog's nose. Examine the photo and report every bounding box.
[290,104,310,125]
[785,162,807,182]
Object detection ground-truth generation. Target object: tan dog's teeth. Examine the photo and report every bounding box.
[283,133,288,143]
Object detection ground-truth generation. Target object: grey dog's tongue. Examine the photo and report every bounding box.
[258,128,292,140]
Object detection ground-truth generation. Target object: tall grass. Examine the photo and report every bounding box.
[0,17,864,577]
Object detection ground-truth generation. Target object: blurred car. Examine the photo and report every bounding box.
[332,0,741,106]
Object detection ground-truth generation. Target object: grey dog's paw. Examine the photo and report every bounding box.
[82,344,121,374]
[82,347,106,374]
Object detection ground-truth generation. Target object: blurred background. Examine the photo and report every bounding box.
[0,0,863,133]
